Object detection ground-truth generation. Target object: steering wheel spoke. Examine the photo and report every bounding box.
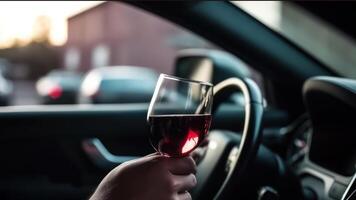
[192,130,242,199]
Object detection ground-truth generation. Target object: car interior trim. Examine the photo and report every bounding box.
[82,138,139,170]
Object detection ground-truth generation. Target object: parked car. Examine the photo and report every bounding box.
[0,58,11,78]
[0,73,12,106]
[79,66,159,104]
[36,70,82,104]
[0,58,13,106]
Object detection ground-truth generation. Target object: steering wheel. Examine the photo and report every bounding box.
[191,78,264,200]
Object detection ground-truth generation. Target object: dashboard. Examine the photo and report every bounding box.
[309,108,356,177]
[288,77,356,200]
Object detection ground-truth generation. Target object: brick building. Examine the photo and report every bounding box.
[63,1,212,74]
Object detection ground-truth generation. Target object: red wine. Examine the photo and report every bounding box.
[148,114,211,157]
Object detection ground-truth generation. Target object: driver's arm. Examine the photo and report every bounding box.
[89,154,197,200]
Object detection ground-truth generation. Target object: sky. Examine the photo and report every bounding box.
[0,1,104,48]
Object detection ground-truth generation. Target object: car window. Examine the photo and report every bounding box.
[0,1,262,106]
[232,1,356,79]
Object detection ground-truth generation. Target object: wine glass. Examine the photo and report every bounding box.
[147,74,213,157]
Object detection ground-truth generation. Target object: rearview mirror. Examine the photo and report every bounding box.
[174,48,251,85]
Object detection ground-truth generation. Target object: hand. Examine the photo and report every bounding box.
[191,137,209,165]
[89,154,197,200]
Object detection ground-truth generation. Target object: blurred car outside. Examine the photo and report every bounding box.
[36,70,83,104]
[79,66,159,104]
[0,58,11,77]
[0,73,12,106]
[0,58,13,106]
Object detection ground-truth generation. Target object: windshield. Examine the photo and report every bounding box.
[232,1,356,79]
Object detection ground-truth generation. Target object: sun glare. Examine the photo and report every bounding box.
[0,1,104,48]
[181,130,199,154]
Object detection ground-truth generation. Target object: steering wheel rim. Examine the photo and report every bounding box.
[194,78,264,199]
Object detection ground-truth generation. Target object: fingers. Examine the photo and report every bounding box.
[172,173,197,192]
[200,137,209,147]
[177,191,192,200]
[166,156,196,175]
[191,147,205,165]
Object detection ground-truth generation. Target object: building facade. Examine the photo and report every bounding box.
[64,2,212,74]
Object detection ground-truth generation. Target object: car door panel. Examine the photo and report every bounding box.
[0,104,288,190]
[0,102,288,200]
